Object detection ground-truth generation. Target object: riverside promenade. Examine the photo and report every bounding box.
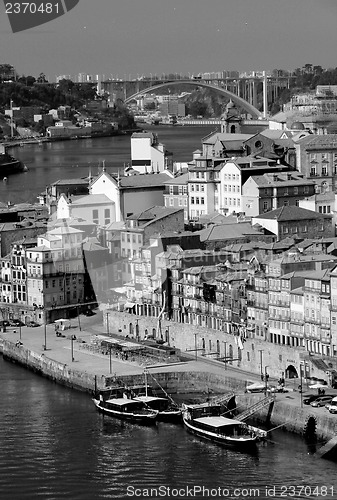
[1,311,337,447]
[0,311,266,386]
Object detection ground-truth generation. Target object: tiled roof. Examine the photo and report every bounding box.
[297,133,337,147]
[163,172,189,185]
[253,206,332,222]
[52,178,88,185]
[247,173,314,188]
[71,194,113,206]
[119,173,172,188]
[198,222,262,242]
[202,133,253,144]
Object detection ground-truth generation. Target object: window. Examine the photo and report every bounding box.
[201,197,204,204]
[191,197,195,204]
[92,209,99,224]
[191,184,195,191]
[104,208,110,225]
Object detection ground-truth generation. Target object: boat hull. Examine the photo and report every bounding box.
[183,417,257,449]
[0,155,25,176]
[93,398,158,425]
[157,409,182,423]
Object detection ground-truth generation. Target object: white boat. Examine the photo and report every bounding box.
[182,403,260,449]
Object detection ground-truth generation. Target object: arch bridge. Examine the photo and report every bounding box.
[124,80,263,119]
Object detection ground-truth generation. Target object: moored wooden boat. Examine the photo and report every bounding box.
[134,395,182,422]
[93,396,158,425]
[182,403,261,449]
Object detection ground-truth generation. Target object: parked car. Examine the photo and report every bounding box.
[10,319,25,327]
[326,397,337,412]
[0,320,10,327]
[310,396,333,407]
[303,395,321,405]
[26,321,40,328]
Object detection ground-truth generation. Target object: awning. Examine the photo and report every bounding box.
[124,302,136,309]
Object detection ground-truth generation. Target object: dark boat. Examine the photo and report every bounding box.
[182,403,264,449]
[132,368,182,422]
[92,396,158,425]
[133,395,182,422]
[0,145,25,175]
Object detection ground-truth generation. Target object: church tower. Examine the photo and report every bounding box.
[220,99,242,134]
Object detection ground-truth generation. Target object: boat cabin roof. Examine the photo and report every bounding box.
[185,403,221,410]
[106,398,141,407]
[135,396,167,403]
[194,416,242,428]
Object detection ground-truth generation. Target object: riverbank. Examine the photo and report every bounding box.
[1,314,337,448]
[1,128,143,149]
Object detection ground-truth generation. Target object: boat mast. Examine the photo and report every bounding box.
[10,100,14,139]
[144,368,148,397]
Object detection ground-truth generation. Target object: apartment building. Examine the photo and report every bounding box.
[163,173,189,221]
[295,134,337,192]
[242,172,316,216]
[26,226,85,322]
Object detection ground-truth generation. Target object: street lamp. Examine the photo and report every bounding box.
[109,346,112,374]
[106,312,110,335]
[71,335,75,362]
[77,305,81,331]
[264,366,269,395]
[300,364,303,407]
[258,349,264,380]
[194,333,198,361]
[223,341,227,370]
[44,323,47,351]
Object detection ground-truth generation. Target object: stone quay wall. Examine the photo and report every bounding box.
[236,393,337,442]
[105,311,318,382]
[1,338,99,393]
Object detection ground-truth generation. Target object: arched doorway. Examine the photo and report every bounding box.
[285,365,298,378]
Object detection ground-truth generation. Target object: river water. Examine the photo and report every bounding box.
[1,125,215,205]
[1,127,337,498]
[1,357,337,500]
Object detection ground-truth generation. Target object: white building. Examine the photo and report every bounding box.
[130,132,172,173]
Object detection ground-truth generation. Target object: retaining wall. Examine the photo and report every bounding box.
[236,393,337,442]
[105,311,328,382]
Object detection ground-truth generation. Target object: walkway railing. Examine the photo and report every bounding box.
[236,395,275,421]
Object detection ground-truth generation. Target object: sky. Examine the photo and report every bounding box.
[1,0,337,80]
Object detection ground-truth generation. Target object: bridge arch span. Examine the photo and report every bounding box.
[124,80,262,119]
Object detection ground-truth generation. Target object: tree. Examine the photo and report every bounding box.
[36,73,48,83]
